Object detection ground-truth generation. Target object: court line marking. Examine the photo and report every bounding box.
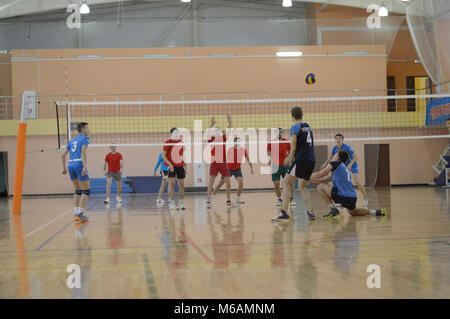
[34,220,74,251]
[180,231,214,264]
[142,254,159,299]
[24,208,73,239]
[0,234,449,255]
[24,198,101,239]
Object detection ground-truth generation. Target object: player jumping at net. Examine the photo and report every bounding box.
[267,128,295,207]
[271,107,316,222]
[154,152,169,205]
[103,143,124,207]
[162,128,187,210]
[310,150,387,219]
[61,122,90,223]
[321,133,369,207]
[211,136,254,204]
[206,115,232,208]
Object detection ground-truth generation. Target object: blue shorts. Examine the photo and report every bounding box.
[68,163,89,181]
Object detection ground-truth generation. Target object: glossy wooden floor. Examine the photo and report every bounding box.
[0,187,449,299]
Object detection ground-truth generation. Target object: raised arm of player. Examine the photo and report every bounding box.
[61,149,69,175]
[227,114,232,128]
[81,145,88,176]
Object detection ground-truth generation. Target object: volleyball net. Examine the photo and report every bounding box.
[55,93,450,148]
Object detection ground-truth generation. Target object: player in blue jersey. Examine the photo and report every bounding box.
[321,133,369,206]
[154,152,169,205]
[271,106,316,222]
[311,150,386,219]
[61,122,91,223]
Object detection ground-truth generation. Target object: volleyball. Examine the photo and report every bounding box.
[305,73,316,85]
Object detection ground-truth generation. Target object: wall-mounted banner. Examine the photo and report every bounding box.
[426,97,450,126]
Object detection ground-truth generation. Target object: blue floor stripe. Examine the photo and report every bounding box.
[34,220,74,251]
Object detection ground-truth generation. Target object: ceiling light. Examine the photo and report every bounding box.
[80,1,90,14]
[276,51,303,57]
[181,0,191,3]
[282,0,292,8]
[378,3,388,17]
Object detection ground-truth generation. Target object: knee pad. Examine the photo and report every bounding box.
[75,190,82,196]
[81,189,90,196]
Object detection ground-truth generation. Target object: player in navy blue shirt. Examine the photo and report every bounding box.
[321,133,369,206]
[271,106,316,222]
[310,150,386,219]
[61,122,90,223]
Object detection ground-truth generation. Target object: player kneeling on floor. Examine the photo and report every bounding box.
[310,150,387,219]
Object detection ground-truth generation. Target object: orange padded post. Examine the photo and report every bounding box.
[13,122,27,215]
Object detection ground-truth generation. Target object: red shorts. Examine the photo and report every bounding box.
[210,162,230,177]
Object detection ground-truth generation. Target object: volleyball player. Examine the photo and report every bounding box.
[211,136,254,204]
[103,143,123,206]
[267,128,294,207]
[206,115,232,208]
[311,150,387,218]
[61,122,90,223]
[162,128,187,210]
[321,133,369,206]
[154,152,169,204]
[271,107,315,222]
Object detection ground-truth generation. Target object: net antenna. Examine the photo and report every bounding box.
[13,91,37,215]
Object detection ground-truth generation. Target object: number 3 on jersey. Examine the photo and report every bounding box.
[71,141,78,153]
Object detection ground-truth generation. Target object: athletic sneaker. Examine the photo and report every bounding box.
[75,213,89,223]
[206,201,211,209]
[236,197,245,204]
[322,208,340,219]
[178,200,185,210]
[290,198,296,206]
[169,201,177,210]
[276,198,283,207]
[116,196,122,203]
[271,210,290,222]
[375,208,387,216]
[306,211,315,220]
[156,198,163,204]
[363,198,369,207]
[226,200,232,206]
[104,198,110,205]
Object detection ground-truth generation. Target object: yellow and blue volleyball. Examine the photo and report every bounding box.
[305,73,316,85]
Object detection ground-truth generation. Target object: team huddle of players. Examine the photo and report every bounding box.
[62,106,387,224]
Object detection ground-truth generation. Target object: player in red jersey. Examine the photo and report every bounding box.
[212,136,254,204]
[162,128,187,210]
[267,128,294,207]
[206,115,232,208]
[103,143,124,207]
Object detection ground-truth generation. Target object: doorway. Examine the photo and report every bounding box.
[364,144,390,187]
[0,152,8,197]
